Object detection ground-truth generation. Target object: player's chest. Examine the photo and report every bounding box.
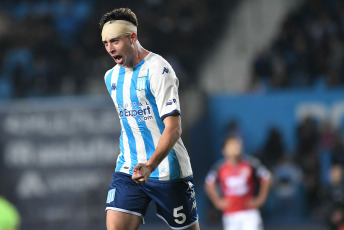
[219,165,253,186]
[111,73,149,104]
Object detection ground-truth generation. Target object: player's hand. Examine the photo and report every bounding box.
[214,198,230,211]
[246,198,264,209]
[132,163,153,184]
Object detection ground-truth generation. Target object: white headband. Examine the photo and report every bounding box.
[101,20,137,41]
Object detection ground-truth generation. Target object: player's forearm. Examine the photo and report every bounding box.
[205,183,222,205]
[256,179,271,204]
[146,116,181,172]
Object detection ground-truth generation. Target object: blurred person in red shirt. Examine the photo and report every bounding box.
[205,135,271,230]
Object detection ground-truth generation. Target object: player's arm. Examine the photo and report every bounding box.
[246,177,271,209]
[204,181,228,211]
[146,113,181,171]
[204,165,229,211]
[132,113,181,183]
[247,158,272,209]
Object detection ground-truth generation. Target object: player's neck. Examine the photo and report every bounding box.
[126,41,149,68]
[225,156,241,165]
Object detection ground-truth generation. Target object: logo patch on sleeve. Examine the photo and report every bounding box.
[106,188,116,203]
[166,98,177,106]
[162,67,170,74]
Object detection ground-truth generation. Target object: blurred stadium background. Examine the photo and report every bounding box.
[1,0,344,229]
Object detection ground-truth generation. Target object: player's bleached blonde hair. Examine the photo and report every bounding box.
[99,8,138,30]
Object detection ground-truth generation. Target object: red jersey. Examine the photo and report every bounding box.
[205,156,271,214]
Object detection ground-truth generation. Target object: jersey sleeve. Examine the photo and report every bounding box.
[249,157,271,181]
[104,69,113,95]
[205,161,223,185]
[149,63,181,120]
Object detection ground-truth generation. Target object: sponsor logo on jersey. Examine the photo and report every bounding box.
[240,167,250,178]
[111,83,117,91]
[118,102,149,109]
[118,101,153,122]
[119,106,151,118]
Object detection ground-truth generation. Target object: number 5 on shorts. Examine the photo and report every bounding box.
[173,206,186,224]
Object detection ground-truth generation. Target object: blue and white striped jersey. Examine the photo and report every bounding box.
[104,52,193,181]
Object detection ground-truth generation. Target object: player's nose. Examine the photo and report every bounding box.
[106,44,115,54]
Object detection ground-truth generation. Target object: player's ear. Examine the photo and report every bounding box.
[130,33,137,44]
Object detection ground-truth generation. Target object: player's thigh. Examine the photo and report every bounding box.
[106,209,141,230]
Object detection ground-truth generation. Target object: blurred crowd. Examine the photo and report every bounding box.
[246,1,344,228]
[250,0,344,92]
[0,0,238,99]
[247,2,344,225]
[221,116,344,229]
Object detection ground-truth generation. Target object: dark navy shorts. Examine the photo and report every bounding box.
[106,172,198,229]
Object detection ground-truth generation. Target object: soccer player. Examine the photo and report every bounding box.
[99,8,199,230]
[205,135,271,230]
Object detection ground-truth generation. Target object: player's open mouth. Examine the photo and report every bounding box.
[114,55,123,63]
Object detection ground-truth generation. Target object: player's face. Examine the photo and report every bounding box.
[222,138,242,159]
[103,35,134,67]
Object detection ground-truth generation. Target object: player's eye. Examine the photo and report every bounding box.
[110,39,119,44]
